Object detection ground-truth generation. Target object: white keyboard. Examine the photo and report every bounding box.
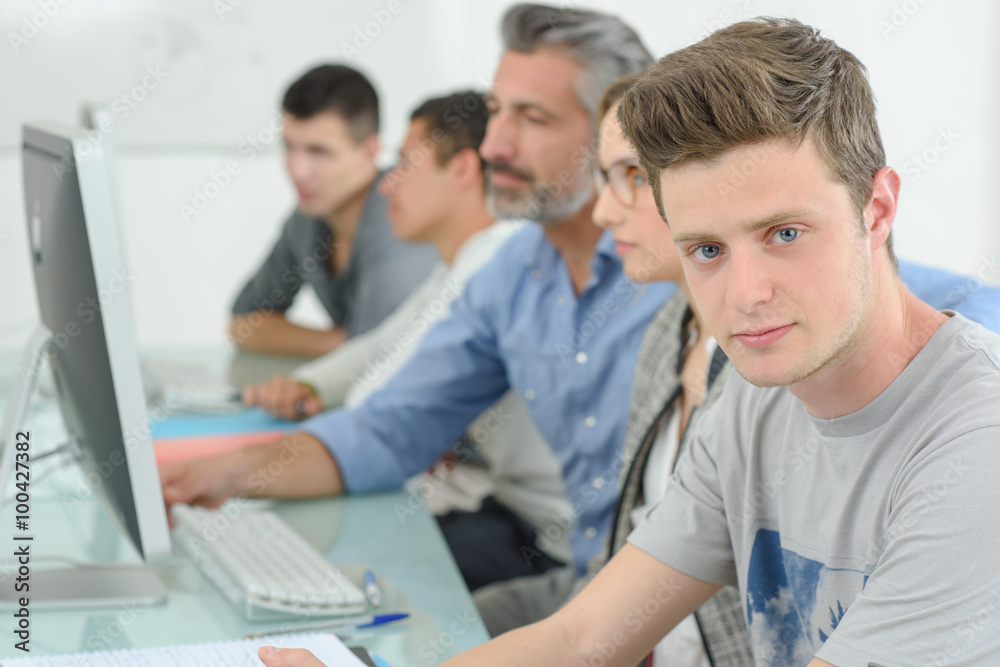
[172,504,367,621]
[142,360,241,413]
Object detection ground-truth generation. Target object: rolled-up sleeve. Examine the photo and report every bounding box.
[298,260,511,492]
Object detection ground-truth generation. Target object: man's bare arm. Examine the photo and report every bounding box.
[160,432,344,513]
[229,312,346,356]
[440,543,721,667]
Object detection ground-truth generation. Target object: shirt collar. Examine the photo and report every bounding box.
[521,223,556,270]
[521,226,619,269]
[593,229,618,266]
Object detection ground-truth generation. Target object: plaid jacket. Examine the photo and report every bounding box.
[575,291,755,667]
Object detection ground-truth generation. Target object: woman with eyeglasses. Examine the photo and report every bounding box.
[586,76,753,667]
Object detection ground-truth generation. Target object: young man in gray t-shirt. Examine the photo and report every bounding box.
[229,65,436,356]
[265,17,1000,667]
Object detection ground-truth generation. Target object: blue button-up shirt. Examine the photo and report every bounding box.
[899,259,1000,332]
[301,226,675,573]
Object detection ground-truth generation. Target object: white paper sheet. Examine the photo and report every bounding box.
[1,632,366,667]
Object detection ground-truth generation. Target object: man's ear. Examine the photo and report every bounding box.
[864,166,900,253]
[447,147,483,190]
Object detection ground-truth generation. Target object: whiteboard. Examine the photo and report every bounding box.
[0,0,470,150]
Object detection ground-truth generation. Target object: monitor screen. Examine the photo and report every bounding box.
[20,121,170,563]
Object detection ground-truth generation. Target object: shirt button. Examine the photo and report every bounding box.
[585,527,597,539]
[531,268,542,279]
[524,388,536,401]
[592,477,604,489]
[557,295,567,306]
[584,416,596,428]
[575,352,587,364]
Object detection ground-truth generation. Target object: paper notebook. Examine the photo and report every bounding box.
[1,632,366,666]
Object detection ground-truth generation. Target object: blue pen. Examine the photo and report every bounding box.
[244,612,410,638]
[364,569,383,608]
[357,612,408,628]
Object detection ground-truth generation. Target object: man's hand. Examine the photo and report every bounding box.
[258,646,326,666]
[243,375,323,421]
[160,434,346,517]
[160,451,249,522]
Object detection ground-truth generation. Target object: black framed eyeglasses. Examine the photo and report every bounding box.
[593,162,648,208]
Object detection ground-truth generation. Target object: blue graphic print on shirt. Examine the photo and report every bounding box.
[745,529,869,666]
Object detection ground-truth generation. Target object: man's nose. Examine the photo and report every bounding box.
[725,252,774,314]
[480,112,517,165]
[591,179,623,230]
[286,151,311,183]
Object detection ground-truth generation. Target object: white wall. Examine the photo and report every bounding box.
[1,0,997,350]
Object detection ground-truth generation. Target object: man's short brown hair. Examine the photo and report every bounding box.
[618,18,894,262]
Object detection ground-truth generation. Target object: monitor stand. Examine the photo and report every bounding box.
[0,325,167,609]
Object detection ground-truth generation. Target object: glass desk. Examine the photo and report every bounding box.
[0,349,490,665]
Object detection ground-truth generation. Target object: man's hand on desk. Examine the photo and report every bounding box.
[258,646,326,666]
[243,375,324,421]
[160,450,249,522]
[159,432,346,521]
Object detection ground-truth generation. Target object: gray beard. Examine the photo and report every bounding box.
[487,179,594,226]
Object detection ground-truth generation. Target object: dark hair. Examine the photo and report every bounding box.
[501,3,653,117]
[409,90,489,171]
[618,17,895,267]
[282,64,379,141]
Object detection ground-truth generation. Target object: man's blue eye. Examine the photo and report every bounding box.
[696,245,720,260]
[774,228,799,243]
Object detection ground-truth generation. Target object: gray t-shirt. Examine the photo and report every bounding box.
[629,313,1000,667]
[231,172,437,337]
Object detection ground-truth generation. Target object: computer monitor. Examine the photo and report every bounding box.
[0,121,171,608]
